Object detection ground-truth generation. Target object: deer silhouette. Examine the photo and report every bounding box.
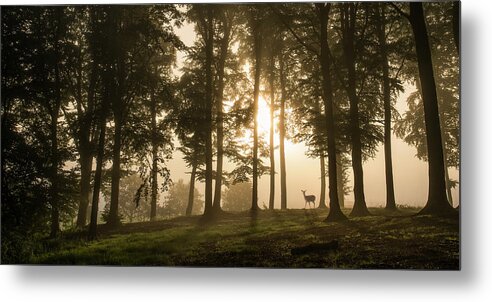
[301,190,316,208]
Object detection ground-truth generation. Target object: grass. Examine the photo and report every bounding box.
[32,208,459,269]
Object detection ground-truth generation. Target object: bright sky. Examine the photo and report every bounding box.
[166,19,460,209]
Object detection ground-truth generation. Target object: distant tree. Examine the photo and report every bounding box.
[160,179,204,218]
[223,182,252,212]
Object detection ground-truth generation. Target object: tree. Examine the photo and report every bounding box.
[88,6,114,239]
[212,6,239,213]
[405,3,454,214]
[375,3,397,210]
[187,5,215,218]
[161,179,204,218]
[316,3,347,221]
[223,182,252,212]
[395,2,459,207]
[61,8,100,228]
[248,4,265,212]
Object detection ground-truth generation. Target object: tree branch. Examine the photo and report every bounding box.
[268,4,320,57]
[389,2,410,20]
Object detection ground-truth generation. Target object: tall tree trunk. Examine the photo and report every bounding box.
[409,2,453,215]
[186,162,197,216]
[203,7,214,217]
[77,150,93,227]
[88,106,107,240]
[212,12,231,212]
[377,4,397,211]
[50,12,62,237]
[336,153,345,208]
[76,45,97,228]
[318,155,327,208]
[342,4,370,217]
[279,49,287,210]
[49,109,60,238]
[251,19,262,212]
[108,117,122,226]
[317,3,347,222]
[150,90,158,221]
[268,51,275,210]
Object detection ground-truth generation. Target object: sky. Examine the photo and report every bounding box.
[164,18,460,210]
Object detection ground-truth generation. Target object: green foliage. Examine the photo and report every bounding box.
[160,179,204,218]
[222,182,252,211]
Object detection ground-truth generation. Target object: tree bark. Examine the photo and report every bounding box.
[279,48,287,210]
[88,106,107,240]
[203,7,214,217]
[49,109,60,238]
[150,90,158,221]
[409,2,453,215]
[340,3,370,217]
[107,117,122,226]
[317,3,347,222]
[186,163,197,216]
[77,150,93,227]
[212,11,231,213]
[75,58,97,228]
[49,10,63,237]
[377,4,397,211]
[318,155,327,208]
[251,17,262,212]
[336,153,345,208]
[268,51,275,210]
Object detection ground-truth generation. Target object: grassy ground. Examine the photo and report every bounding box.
[32,208,459,269]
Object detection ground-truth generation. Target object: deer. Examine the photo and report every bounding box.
[301,190,316,208]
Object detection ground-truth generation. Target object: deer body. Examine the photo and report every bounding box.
[301,190,316,208]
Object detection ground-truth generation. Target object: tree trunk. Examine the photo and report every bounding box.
[318,155,327,208]
[409,2,453,215]
[336,154,345,208]
[49,109,60,238]
[76,45,97,228]
[88,107,107,240]
[108,117,122,226]
[377,4,397,211]
[76,150,92,227]
[186,163,197,216]
[317,3,347,222]
[268,51,275,210]
[203,7,214,217]
[251,19,262,212]
[339,4,370,217]
[212,13,231,213]
[279,50,287,210]
[150,90,158,221]
[49,14,62,237]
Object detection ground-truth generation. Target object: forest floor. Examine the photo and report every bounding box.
[32,207,460,269]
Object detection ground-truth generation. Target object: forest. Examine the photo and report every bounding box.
[1,2,459,268]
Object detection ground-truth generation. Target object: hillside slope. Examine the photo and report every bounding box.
[33,208,459,269]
